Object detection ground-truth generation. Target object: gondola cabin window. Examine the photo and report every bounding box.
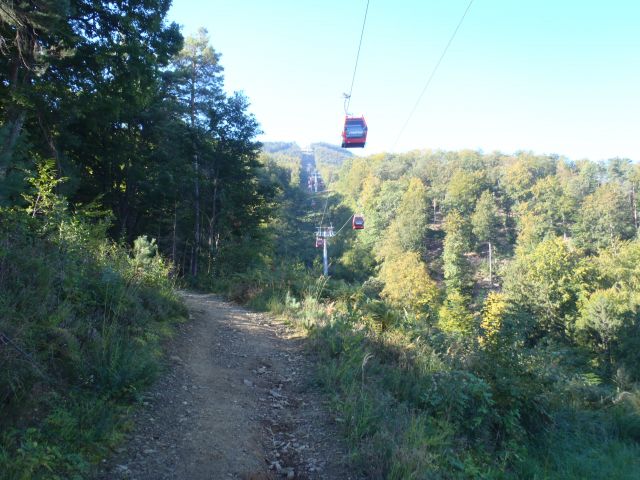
[341,116,368,148]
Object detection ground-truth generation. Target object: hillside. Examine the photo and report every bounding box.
[261,141,353,168]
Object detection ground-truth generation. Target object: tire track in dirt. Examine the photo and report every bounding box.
[97,292,359,480]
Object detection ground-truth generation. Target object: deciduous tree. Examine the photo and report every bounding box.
[443,210,473,294]
[471,190,500,284]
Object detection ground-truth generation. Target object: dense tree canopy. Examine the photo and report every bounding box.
[329,147,640,381]
[0,2,269,279]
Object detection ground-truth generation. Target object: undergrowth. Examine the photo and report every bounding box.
[221,269,640,479]
[0,198,186,479]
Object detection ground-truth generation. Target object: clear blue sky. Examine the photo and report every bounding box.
[168,1,640,161]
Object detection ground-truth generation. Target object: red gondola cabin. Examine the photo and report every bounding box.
[315,237,325,248]
[341,116,368,148]
[352,214,365,230]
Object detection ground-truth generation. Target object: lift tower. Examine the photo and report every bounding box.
[316,225,335,276]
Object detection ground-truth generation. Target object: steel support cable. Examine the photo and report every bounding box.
[392,0,475,150]
[344,0,371,114]
[333,213,355,237]
[318,172,334,227]
[319,193,330,227]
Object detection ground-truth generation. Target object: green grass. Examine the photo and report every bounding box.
[247,281,640,479]
[0,208,186,479]
[199,260,640,479]
[519,409,640,480]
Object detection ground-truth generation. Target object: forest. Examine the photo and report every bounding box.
[2,1,640,479]
[254,147,640,479]
[0,1,282,477]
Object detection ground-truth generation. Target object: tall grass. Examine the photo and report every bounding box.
[234,271,640,479]
[0,207,186,479]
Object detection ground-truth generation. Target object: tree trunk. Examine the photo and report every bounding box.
[209,174,218,247]
[632,185,638,231]
[171,201,177,264]
[0,58,31,178]
[37,112,62,178]
[190,59,200,277]
[193,153,200,277]
[432,198,437,223]
[488,241,492,286]
[0,110,26,178]
[206,173,219,275]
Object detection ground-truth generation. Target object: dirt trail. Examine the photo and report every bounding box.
[98,292,358,480]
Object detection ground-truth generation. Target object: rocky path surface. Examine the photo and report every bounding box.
[97,292,358,480]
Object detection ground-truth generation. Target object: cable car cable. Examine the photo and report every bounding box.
[319,195,329,227]
[318,173,334,227]
[333,214,355,237]
[344,0,370,115]
[392,0,475,150]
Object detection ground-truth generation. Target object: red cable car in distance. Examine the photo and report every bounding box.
[353,214,365,230]
[341,115,368,148]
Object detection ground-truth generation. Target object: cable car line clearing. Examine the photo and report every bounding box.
[319,194,329,227]
[318,172,333,227]
[392,0,475,150]
[321,1,472,271]
[320,210,365,241]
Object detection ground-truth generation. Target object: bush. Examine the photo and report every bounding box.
[294,280,635,478]
[0,205,185,478]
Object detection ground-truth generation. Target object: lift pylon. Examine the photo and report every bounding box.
[315,225,335,276]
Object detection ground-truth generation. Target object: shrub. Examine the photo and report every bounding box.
[0,203,184,478]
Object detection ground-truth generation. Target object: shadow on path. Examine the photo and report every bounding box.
[97,292,358,480]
